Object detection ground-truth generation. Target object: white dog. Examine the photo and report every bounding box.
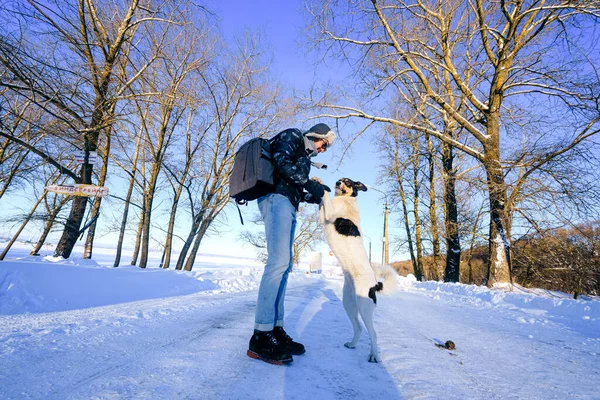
[316,177,397,363]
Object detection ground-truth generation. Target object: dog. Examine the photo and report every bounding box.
[316,177,397,363]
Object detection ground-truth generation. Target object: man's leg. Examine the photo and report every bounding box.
[254,194,296,331]
[270,209,305,356]
[274,214,296,327]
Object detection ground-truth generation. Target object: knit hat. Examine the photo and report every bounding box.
[304,123,336,147]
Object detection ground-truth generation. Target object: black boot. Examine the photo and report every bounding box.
[273,327,305,355]
[247,330,293,365]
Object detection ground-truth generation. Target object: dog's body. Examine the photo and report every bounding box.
[318,178,397,363]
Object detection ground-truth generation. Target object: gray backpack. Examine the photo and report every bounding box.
[229,137,275,206]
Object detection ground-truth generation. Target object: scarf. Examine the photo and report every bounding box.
[303,136,319,158]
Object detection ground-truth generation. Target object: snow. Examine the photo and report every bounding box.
[1,242,599,399]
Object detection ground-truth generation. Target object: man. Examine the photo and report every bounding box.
[247,123,335,365]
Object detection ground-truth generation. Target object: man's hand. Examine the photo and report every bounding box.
[311,177,330,192]
[304,192,321,204]
[304,180,326,203]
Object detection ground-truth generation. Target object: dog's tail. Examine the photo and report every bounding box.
[374,264,398,295]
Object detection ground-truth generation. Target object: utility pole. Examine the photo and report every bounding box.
[363,234,372,264]
[382,199,389,265]
[367,185,390,266]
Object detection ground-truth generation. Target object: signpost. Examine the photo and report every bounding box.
[45,184,109,197]
[74,151,98,165]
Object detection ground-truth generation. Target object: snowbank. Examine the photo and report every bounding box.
[0,252,334,315]
[0,259,223,315]
[397,274,599,334]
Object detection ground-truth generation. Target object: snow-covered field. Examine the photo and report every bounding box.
[1,242,599,400]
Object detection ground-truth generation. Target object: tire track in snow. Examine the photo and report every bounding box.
[0,289,257,399]
[53,294,258,399]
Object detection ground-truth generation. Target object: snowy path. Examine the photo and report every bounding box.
[1,273,599,400]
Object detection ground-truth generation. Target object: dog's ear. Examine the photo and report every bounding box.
[354,181,368,192]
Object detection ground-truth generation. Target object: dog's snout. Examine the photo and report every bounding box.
[336,180,342,187]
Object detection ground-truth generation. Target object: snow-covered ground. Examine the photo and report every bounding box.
[1,242,599,400]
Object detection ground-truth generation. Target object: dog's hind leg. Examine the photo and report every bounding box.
[358,298,379,363]
[342,280,361,349]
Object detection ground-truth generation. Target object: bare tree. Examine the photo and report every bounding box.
[161,108,212,269]
[170,35,283,272]
[0,0,173,258]
[133,21,212,269]
[83,106,114,259]
[382,124,424,280]
[306,0,600,286]
[0,166,65,259]
[110,121,144,267]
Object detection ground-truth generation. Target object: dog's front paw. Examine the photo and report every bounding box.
[344,342,356,349]
[368,354,380,363]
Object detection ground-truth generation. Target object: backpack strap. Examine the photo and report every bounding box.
[234,200,245,225]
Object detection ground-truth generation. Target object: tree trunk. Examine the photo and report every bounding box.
[161,204,178,269]
[183,221,210,271]
[465,206,483,284]
[161,127,198,269]
[30,196,69,256]
[412,149,424,280]
[114,128,143,267]
[82,197,102,259]
[139,141,168,268]
[130,206,145,266]
[138,191,153,269]
[113,184,135,268]
[175,211,204,270]
[482,55,514,287]
[54,196,89,258]
[84,129,111,259]
[0,191,46,260]
[161,185,184,269]
[113,173,137,267]
[398,179,421,280]
[483,131,512,287]
[138,121,172,269]
[426,134,441,280]
[0,137,11,169]
[442,141,461,282]
[131,143,147,266]
[54,128,100,258]
[292,242,299,270]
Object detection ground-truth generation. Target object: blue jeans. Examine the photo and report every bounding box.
[254,193,297,331]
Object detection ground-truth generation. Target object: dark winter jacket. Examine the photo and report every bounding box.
[270,128,311,209]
